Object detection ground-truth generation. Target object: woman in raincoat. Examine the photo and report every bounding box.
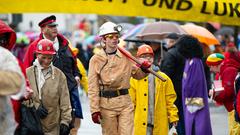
[129,44,179,135]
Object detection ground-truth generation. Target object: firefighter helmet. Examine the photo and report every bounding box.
[35,39,56,55]
[98,22,122,36]
[137,44,154,57]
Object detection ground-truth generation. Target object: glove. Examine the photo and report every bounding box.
[140,60,151,73]
[36,103,48,119]
[60,123,70,135]
[91,112,102,124]
[69,110,75,129]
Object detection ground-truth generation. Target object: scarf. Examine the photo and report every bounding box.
[33,58,54,100]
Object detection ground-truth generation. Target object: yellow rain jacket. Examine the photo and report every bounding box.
[76,59,88,93]
[69,45,88,93]
[129,71,179,135]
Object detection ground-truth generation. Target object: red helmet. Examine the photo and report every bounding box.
[35,39,56,55]
[137,44,154,57]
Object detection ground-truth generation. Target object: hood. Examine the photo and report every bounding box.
[221,52,240,71]
[0,20,16,50]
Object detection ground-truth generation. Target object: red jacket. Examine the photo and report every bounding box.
[215,52,240,112]
[11,60,28,123]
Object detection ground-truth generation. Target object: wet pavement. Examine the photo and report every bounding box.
[78,94,228,135]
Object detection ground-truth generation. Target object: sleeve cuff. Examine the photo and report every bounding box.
[60,121,70,126]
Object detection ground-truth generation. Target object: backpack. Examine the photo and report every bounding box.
[234,72,240,123]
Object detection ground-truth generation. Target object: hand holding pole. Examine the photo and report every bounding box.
[117,46,166,82]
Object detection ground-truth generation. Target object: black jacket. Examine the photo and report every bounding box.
[160,46,185,107]
[52,34,80,90]
[153,46,167,67]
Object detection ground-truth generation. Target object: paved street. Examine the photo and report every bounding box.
[78,93,101,135]
[78,94,228,135]
[209,102,228,135]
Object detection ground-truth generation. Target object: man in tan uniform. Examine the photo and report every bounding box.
[88,22,150,135]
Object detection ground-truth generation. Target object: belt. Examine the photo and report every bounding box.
[99,89,128,98]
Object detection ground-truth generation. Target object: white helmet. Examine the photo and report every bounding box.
[99,22,122,36]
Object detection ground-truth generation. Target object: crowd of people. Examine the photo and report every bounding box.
[0,14,240,135]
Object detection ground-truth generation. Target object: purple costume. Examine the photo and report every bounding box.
[182,58,212,135]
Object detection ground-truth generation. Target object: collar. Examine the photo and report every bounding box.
[43,34,57,42]
[106,49,117,55]
[40,33,69,47]
[98,48,123,58]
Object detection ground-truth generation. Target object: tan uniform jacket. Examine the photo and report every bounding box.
[88,49,146,114]
[26,66,72,135]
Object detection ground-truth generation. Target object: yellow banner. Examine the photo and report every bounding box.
[0,0,239,26]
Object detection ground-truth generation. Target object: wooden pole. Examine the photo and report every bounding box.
[118,47,166,82]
